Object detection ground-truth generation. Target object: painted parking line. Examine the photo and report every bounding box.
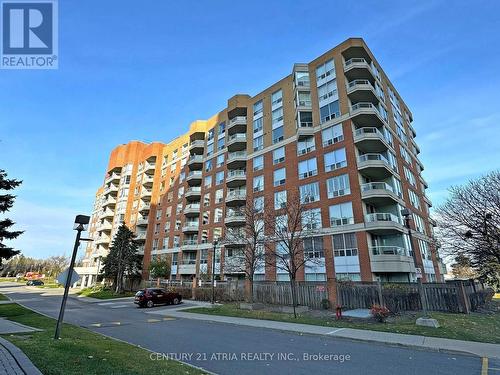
[163,317,176,321]
[147,319,161,323]
[482,357,488,375]
[109,305,128,309]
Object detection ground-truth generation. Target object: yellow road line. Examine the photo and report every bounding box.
[147,319,161,323]
[482,357,489,375]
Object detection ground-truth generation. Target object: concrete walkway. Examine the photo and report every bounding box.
[0,337,43,375]
[148,305,500,360]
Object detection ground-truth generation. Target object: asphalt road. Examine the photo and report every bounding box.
[0,283,483,375]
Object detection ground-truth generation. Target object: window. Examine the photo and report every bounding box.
[272,89,283,107]
[204,175,212,188]
[253,117,263,133]
[215,189,223,203]
[329,202,354,226]
[206,142,214,156]
[205,159,213,172]
[253,135,263,151]
[214,208,223,223]
[320,100,340,123]
[333,233,358,257]
[298,111,313,127]
[297,91,311,107]
[253,175,264,192]
[275,215,287,232]
[322,124,343,146]
[216,154,224,167]
[253,100,263,117]
[207,128,215,141]
[324,148,347,172]
[404,166,416,186]
[327,174,350,198]
[273,168,286,187]
[300,182,320,203]
[274,190,287,209]
[316,59,335,81]
[414,214,426,234]
[400,145,412,165]
[272,107,283,126]
[297,136,315,155]
[218,122,225,134]
[408,189,420,210]
[254,196,264,212]
[318,80,337,101]
[216,171,224,185]
[295,71,310,87]
[273,146,285,164]
[272,126,284,144]
[302,208,322,230]
[203,193,210,207]
[217,137,225,151]
[156,209,162,220]
[304,237,324,258]
[298,157,317,179]
[253,155,263,171]
[419,239,432,260]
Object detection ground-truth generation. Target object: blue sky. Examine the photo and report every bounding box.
[1,0,499,259]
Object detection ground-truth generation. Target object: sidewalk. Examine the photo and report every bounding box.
[0,328,43,375]
[149,306,500,359]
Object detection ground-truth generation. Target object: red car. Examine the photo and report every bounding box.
[134,288,182,308]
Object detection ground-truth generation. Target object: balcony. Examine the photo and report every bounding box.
[227,151,247,169]
[187,155,203,170]
[225,211,246,226]
[344,58,376,82]
[297,125,315,140]
[100,208,114,219]
[365,213,405,234]
[228,116,247,134]
[142,175,154,187]
[178,264,197,275]
[350,102,385,127]
[139,202,150,212]
[361,182,401,204]
[182,223,199,233]
[357,153,396,179]
[136,217,149,227]
[140,189,152,200]
[225,190,246,206]
[102,196,116,208]
[186,170,202,185]
[97,222,112,232]
[95,235,111,245]
[182,239,200,251]
[185,187,202,200]
[189,140,205,154]
[104,184,118,196]
[347,80,379,103]
[224,237,246,248]
[226,170,246,188]
[370,246,415,273]
[184,203,201,216]
[227,133,247,151]
[135,232,147,242]
[423,194,432,207]
[105,172,120,184]
[224,256,245,273]
[420,175,429,188]
[354,127,391,153]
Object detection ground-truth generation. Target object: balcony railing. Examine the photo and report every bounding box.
[371,246,409,257]
[351,102,379,113]
[229,116,247,126]
[228,133,247,143]
[358,153,389,164]
[344,57,369,67]
[227,170,246,178]
[365,213,402,225]
[348,79,373,89]
[361,182,394,193]
[227,151,247,161]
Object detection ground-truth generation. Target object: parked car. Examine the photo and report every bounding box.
[134,288,182,308]
[26,280,44,286]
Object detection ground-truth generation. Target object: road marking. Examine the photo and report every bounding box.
[147,319,161,323]
[482,357,489,375]
[109,305,128,309]
[90,323,101,327]
[163,317,176,321]
[326,328,345,335]
[98,302,116,306]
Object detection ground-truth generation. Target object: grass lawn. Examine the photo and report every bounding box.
[0,303,206,375]
[0,293,9,301]
[184,300,500,344]
[78,287,136,300]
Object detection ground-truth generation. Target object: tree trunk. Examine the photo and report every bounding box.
[290,277,297,318]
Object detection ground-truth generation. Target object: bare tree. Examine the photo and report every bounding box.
[435,170,500,288]
[223,200,265,303]
[264,192,322,317]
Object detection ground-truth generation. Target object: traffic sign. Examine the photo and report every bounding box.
[57,268,80,286]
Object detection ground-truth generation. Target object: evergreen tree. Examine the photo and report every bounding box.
[101,223,142,293]
[0,169,23,265]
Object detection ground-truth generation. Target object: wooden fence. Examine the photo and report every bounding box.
[252,282,328,310]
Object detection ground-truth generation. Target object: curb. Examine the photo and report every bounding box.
[0,336,43,375]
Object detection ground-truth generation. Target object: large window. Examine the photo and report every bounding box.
[404,166,416,186]
[324,148,347,172]
[318,80,337,101]
[322,124,343,146]
[253,155,263,171]
[216,171,224,185]
[298,111,313,127]
[320,100,340,124]
[329,202,354,226]
[326,174,350,198]
[299,182,320,203]
[297,91,311,107]
[315,59,335,81]
[273,146,285,164]
[272,107,283,125]
[298,157,318,179]
[254,196,264,212]
[271,89,283,107]
[217,154,224,167]
[274,190,287,209]
[253,100,263,117]
[253,135,263,151]
[304,237,324,258]
[204,175,212,188]
[302,208,322,230]
[253,175,264,192]
[408,189,420,210]
[272,125,284,144]
[297,136,315,155]
[333,233,358,257]
[253,117,263,133]
[273,168,286,187]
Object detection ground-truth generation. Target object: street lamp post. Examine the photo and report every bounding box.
[211,239,218,305]
[401,208,428,317]
[54,215,91,340]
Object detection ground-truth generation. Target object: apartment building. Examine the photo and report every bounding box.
[79,38,443,288]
